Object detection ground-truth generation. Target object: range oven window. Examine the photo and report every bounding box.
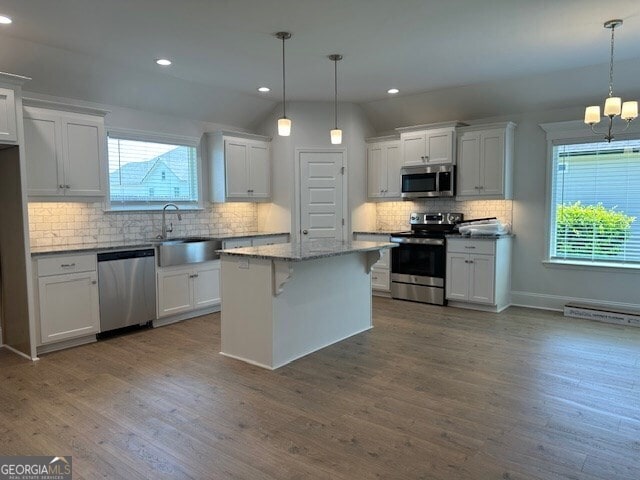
[402,172,437,193]
[391,243,445,278]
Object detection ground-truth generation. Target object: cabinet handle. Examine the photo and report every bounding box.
[58,184,64,189]
[65,185,70,189]
[468,260,474,264]
[91,280,97,285]
[474,186,480,190]
[189,273,199,278]
[372,276,378,280]
[478,186,484,189]
[464,246,476,249]
[60,263,76,268]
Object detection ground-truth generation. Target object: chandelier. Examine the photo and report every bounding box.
[584,19,637,142]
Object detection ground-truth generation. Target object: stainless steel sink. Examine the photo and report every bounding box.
[156,237,222,267]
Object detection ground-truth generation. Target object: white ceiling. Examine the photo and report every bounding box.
[0,0,639,127]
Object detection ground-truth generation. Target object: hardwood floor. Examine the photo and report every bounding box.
[1,298,639,479]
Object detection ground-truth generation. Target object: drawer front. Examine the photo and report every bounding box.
[251,235,289,246]
[37,253,97,276]
[223,239,252,249]
[447,239,495,255]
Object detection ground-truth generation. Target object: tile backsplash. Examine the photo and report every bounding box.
[376,199,513,231]
[28,202,258,248]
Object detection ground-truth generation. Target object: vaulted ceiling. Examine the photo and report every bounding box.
[0,0,638,128]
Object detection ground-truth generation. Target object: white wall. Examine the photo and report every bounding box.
[256,101,376,236]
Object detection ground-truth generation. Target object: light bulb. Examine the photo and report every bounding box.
[278,117,291,136]
[604,97,622,116]
[584,106,601,125]
[621,101,638,121]
[330,129,342,145]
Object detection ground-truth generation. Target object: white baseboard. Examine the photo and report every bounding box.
[37,335,96,355]
[510,290,640,313]
[153,304,221,328]
[2,343,38,361]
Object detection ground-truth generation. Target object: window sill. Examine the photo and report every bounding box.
[543,259,640,273]
[104,204,204,213]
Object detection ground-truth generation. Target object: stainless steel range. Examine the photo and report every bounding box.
[390,212,463,305]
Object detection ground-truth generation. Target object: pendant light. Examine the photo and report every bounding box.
[584,19,638,142]
[275,32,292,136]
[328,54,343,144]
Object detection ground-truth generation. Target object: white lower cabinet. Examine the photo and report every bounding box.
[354,233,391,295]
[222,234,289,249]
[446,237,511,312]
[157,260,221,318]
[35,254,100,345]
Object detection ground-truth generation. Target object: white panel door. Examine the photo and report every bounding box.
[367,144,384,198]
[24,115,64,196]
[457,131,481,197]
[300,151,344,241]
[38,272,100,344]
[469,254,495,304]
[445,253,469,301]
[385,143,402,197]
[63,120,104,196]
[157,268,193,317]
[0,87,17,143]
[224,140,249,198]
[193,261,221,309]
[401,133,426,166]
[479,129,505,196]
[248,142,270,198]
[426,130,453,164]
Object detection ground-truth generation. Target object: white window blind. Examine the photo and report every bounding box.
[550,139,640,266]
[108,136,199,207]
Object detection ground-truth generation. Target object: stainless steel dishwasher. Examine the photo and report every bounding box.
[97,249,156,334]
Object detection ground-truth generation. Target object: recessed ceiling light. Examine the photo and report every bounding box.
[0,15,13,24]
[156,58,172,66]
[387,88,399,94]
[257,87,271,93]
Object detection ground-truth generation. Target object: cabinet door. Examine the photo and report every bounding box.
[39,271,99,344]
[367,144,384,198]
[479,129,505,196]
[224,140,249,198]
[401,133,426,166]
[384,142,402,197]
[371,268,390,292]
[157,267,193,317]
[248,142,270,198]
[62,119,105,196]
[223,238,252,249]
[193,261,221,309]
[456,131,481,197]
[24,114,64,196]
[445,253,469,301]
[468,254,495,304]
[0,87,17,143]
[426,130,454,164]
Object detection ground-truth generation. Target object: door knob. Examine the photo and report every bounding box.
[302,230,308,235]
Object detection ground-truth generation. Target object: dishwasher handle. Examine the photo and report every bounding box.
[97,249,155,262]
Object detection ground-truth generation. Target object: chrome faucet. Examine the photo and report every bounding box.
[159,203,182,239]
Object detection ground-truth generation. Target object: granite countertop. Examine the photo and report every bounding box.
[218,239,396,262]
[445,233,514,239]
[31,232,290,257]
[353,230,398,235]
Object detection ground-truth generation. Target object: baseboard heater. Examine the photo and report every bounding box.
[564,303,640,328]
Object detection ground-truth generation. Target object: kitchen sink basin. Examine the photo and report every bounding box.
[156,237,222,267]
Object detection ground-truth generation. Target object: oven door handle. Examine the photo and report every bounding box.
[390,237,445,246]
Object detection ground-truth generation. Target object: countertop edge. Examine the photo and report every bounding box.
[218,242,396,262]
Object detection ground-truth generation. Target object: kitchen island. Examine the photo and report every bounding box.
[218,239,396,369]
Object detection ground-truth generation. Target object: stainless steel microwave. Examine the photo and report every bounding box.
[400,164,455,198]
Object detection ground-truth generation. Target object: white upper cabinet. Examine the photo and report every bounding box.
[456,122,516,200]
[208,131,271,202]
[23,102,107,199]
[397,122,464,166]
[366,137,401,199]
[0,87,18,143]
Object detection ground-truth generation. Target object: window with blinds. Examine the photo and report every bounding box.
[108,135,199,208]
[550,139,640,266]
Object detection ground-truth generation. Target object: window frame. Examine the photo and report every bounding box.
[541,119,640,270]
[104,128,204,212]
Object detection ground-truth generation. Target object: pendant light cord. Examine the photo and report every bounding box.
[334,57,338,129]
[282,35,286,118]
[608,24,616,98]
